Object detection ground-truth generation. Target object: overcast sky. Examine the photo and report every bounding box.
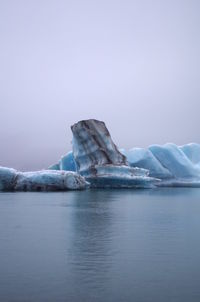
[0,0,200,171]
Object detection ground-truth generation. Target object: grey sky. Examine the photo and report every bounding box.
[0,0,200,171]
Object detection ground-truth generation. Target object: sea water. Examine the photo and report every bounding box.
[0,188,200,302]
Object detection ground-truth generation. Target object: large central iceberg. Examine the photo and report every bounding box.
[70,119,157,188]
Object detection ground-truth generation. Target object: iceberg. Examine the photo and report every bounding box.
[48,162,60,170]
[48,120,200,188]
[0,167,17,191]
[180,143,200,165]
[48,151,77,172]
[49,121,200,188]
[124,147,172,179]
[149,143,200,179]
[0,167,88,191]
[70,119,157,188]
[2,119,200,191]
[125,143,200,186]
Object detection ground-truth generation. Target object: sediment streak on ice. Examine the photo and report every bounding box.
[70,119,157,188]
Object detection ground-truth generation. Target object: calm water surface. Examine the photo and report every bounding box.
[0,188,200,302]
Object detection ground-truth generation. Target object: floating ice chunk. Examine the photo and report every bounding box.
[71,119,128,174]
[59,151,77,171]
[0,167,88,191]
[71,119,157,188]
[84,165,158,188]
[149,143,200,179]
[123,144,200,182]
[180,143,200,165]
[48,162,60,170]
[47,142,200,188]
[15,170,88,191]
[0,166,17,191]
[48,152,77,172]
[125,148,172,179]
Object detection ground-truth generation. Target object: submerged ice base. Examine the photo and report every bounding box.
[84,165,158,188]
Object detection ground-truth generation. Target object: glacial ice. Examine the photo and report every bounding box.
[0,167,17,191]
[59,152,77,171]
[149,143,200,178]
[83,165,158,188]
[180,143,200,165]
[70,119,157,188]
[124,147,172,179]
[48,162,60,170]
[0,167,87,191]
[2,119,200,191]
[50,142,200,188]
[71,119,128,173]
[48,151,77,172]
[47,119,200,188]
[125,143,200,186]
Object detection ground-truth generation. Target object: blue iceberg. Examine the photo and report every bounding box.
[124,147,172,179]
[70,119,157,188]
[180,143,200,166]
[48,151,77,172]
[50,120,200,188]
[125,143,200,186]
[0,167,88,191]
[0,167,17,191]
[2,119,200,191]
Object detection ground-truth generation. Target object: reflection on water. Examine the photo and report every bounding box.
[63,190,115,300]
[0,188,200,302]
